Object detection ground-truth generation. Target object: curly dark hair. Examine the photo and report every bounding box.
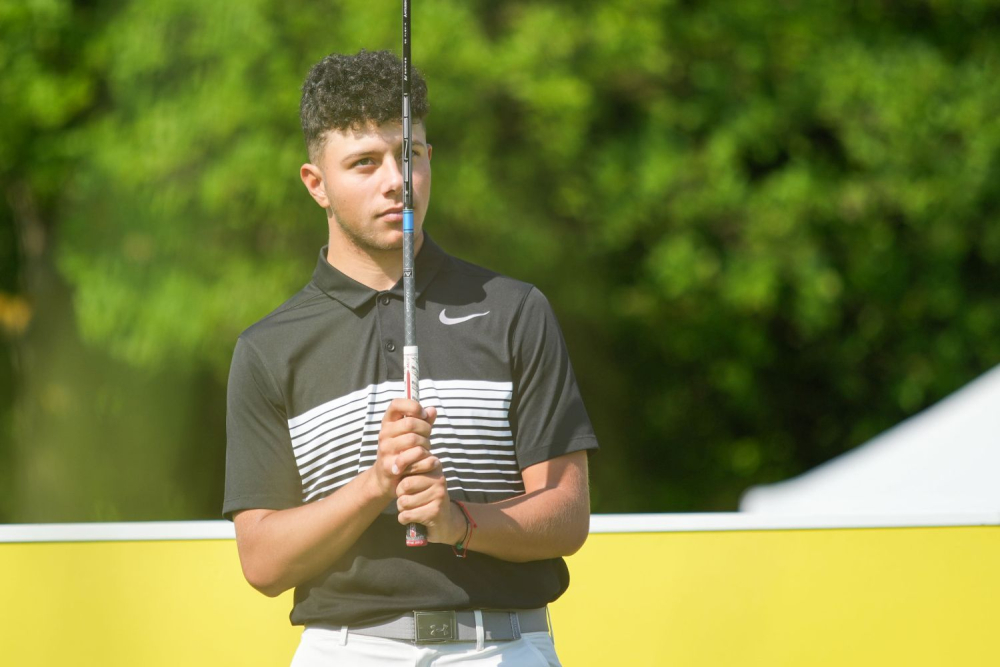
[300,49,430,160]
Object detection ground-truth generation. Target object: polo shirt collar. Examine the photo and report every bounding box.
[312,233,448,311]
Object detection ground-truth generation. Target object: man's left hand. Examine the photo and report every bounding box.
[395,471,466,546]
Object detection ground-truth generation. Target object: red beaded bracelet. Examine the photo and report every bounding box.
[451,500,477,558]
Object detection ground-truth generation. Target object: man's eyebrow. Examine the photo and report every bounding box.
[341,149,379,163]
[341,140,427,163]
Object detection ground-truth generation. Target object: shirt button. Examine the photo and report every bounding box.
[386,341,396,352]
[380,294,390,306]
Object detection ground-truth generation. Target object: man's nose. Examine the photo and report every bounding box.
[382,156,404,195]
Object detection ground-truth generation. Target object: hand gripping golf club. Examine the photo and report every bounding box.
[401,0,427,548]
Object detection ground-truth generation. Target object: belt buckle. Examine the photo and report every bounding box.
[414,611,457,643]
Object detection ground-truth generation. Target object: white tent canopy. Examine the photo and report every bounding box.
[740,364,1000,515]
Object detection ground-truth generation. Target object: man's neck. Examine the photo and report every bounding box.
[326,231,425,292]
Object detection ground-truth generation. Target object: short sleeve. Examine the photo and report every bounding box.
[510,287,600,469]
[222,336,303,520]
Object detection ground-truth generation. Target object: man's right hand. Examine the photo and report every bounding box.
[371,398,439,499]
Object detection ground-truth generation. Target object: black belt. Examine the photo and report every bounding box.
[318,608,549,644]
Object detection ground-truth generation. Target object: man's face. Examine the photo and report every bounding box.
[302,120,432,254]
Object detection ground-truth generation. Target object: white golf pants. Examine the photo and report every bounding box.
[290,626,562,666]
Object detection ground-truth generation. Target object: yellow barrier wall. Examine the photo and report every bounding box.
[2,523,998,666]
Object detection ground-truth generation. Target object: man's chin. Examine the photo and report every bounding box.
[371,224,422,252]
[333,219,416,255]
[357,233,405,254]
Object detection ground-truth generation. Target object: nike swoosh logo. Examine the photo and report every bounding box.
[439,309,491,325]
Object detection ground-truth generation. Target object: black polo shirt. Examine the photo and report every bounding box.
[223,234,599,626]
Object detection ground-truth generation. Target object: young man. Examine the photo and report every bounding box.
[223,49,598,666]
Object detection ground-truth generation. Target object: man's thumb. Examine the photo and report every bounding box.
[424,405,438,426]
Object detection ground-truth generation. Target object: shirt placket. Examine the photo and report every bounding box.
[375,291,405,381]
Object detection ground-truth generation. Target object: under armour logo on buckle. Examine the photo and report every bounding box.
[429,623,451,637]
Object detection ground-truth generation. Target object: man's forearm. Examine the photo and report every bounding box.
[236,399,439,597]
[448,451,592,563]
[240,449,591,594]
[460,487,590,563]
[236,469,389,597]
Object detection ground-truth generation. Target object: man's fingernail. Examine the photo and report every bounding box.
[391,464,399,475]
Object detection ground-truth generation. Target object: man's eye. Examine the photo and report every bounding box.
[353,157,375,168]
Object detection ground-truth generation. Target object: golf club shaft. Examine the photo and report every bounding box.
[402,0,427,548]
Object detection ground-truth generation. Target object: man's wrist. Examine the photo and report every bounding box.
[359,467,395,505]
[449,500,477,557]
[445,499,470,546]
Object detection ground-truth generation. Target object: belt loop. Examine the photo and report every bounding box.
[545,606,554,641]
[340,625,349,646]
[474,610,485,651]
[510,611,521,640]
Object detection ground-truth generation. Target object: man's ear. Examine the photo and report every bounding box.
[300,163,329,208]
[427,144,433,162]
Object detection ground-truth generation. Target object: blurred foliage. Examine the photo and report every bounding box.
[2,0,999,519]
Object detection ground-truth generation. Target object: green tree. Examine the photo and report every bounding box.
[3,0,999,519]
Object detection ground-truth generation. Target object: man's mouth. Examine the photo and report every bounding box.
[378,207,405,222]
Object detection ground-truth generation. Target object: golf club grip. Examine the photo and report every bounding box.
[403,345,428,547]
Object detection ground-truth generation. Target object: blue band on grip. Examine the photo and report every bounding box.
[403,209,414,232]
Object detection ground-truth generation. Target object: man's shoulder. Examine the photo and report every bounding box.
[237,281,327,346]
[436,253,540,307]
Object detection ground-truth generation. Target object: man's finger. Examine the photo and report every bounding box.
[400,455,439,476]
[380,415,433,440]
[396,477,446,513]
[392,448,436,476]
[395,467,445,499]
[403,456,441,475]
[383,432,431,462]
[381,398,424,424]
